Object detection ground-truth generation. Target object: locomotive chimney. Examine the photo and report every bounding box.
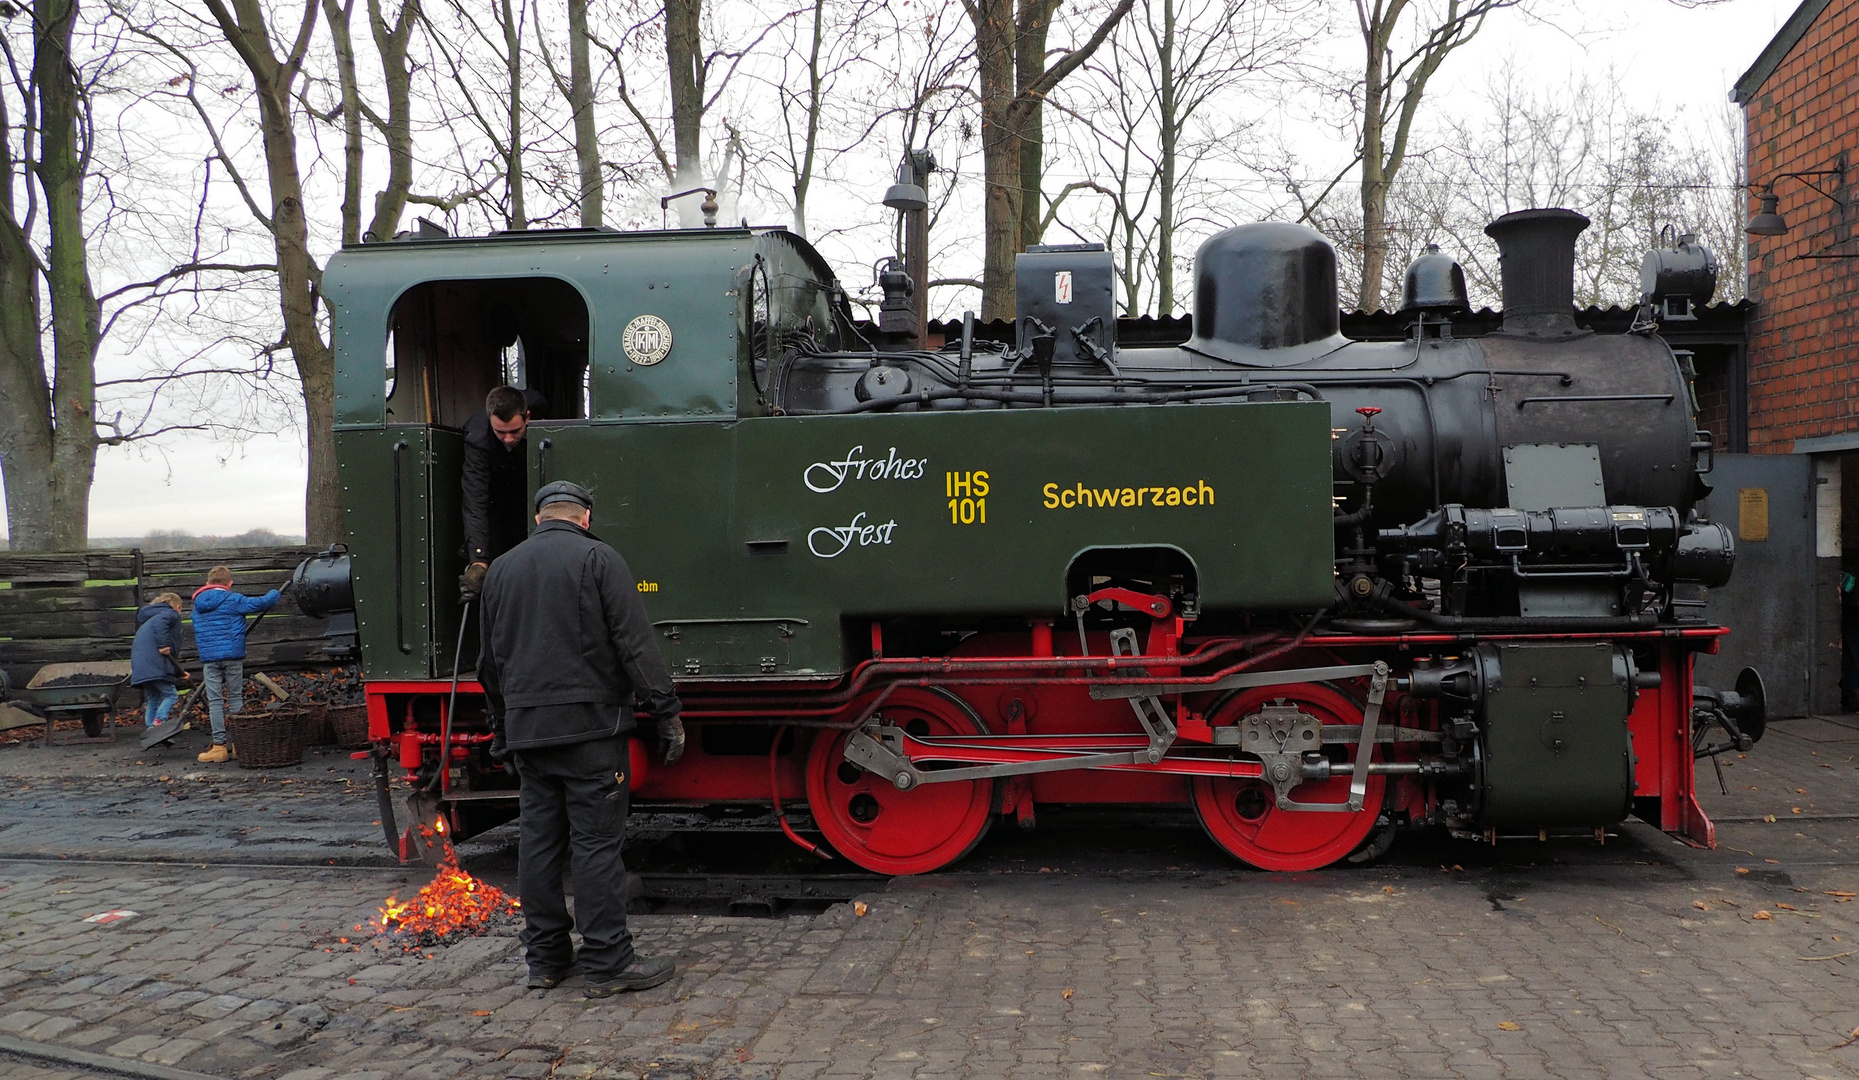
[1483,208,1589,337]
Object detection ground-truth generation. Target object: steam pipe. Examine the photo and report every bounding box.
[771,726,831,859]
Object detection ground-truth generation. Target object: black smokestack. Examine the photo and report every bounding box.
[1484,208,1589,337]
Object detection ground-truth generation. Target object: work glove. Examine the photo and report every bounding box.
[658,714,686,766]
[488,732,511,766]
[459,561,488,603]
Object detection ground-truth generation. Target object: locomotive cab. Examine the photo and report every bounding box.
[327,226,852,680]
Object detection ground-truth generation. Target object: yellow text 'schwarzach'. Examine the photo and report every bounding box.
[1042,481,1215,509]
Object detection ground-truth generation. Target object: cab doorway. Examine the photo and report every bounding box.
[380,276,591,674]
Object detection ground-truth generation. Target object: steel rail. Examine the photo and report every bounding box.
[0,1034,232,1080]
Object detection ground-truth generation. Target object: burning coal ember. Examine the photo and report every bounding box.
[374,820,520,949]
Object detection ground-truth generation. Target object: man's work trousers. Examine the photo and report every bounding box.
[513,736,635,979]
[202,660,244,745]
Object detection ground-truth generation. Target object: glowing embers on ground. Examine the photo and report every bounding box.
[374,818,519,949]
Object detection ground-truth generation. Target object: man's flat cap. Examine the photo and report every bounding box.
[535,480,594,512]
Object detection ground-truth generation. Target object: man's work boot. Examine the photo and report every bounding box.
[527,962,583,990]
[583,955,675,997]
[197,743,230,764]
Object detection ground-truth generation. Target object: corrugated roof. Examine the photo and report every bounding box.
[1732,0,1836,105]
[910,300,1753,345]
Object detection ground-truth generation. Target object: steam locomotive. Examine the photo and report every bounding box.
[299,205,1764,873]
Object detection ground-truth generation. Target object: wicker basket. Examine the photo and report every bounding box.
[329,704,371,749]
[300,703,333,745]
[228,708,306,769]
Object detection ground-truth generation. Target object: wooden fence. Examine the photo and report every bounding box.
[0,546,335,688]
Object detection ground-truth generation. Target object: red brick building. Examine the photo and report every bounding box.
[1735,0,1858,451]
[1732,0,1859,712]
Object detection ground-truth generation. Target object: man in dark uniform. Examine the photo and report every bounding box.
[478,480,687,996]
[460,386,548,600]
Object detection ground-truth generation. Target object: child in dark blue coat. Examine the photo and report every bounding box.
[191,566,280,763]
[130,593,186,728]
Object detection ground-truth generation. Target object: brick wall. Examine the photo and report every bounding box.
[1743,0,1859,451]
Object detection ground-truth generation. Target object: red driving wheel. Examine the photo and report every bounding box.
[806,687,996,875]
[1191,683,1386,872]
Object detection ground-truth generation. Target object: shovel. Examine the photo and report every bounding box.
[399,596,473,866]
[400,787,446,866]
[140,671,202,750]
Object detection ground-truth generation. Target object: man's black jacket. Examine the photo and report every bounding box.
[461,388,547,564]
[477,518,681,749]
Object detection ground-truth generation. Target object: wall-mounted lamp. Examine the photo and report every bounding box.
[1745,158,1846,236]
[1745,192,1788,236]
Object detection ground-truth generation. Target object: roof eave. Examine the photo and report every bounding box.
[1732,0,1836,105]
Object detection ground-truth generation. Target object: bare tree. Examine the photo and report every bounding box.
[192,0,464,540]
[1351,0,1517,311]
[566,0,600,224]
[785,0,827,236]
[2,1,281,548]
[0,10,63,548]
[499,0,527,227]
[1375,69,1742,309]
[723,0,896,239]
[965,0,1132,320]
[584,0,796,227]
[0,0,100,548]
[322,0,420,245]
[419,0,536,229]
[194,0,340,542]
[666,0,702,188]
[1058,0,1311,313]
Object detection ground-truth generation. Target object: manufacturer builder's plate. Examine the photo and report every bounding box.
[623,314,673,366]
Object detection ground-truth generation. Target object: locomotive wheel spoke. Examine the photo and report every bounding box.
[1191,683,1387,872]
[805,687,995,874]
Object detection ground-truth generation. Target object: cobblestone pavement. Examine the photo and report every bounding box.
[5,718,1859,1079]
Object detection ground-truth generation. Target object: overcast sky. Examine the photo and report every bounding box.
[0,0,1802,542]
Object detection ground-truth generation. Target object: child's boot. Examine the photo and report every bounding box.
[197,743,230,764]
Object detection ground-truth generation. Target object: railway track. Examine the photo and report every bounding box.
[0,1034,229,1080]
[0,852,881,916]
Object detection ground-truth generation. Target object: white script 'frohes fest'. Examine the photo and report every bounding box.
[803,446,930,493]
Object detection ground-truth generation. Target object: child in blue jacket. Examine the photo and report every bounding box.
[191,565,280,763]
[130,593,186,728]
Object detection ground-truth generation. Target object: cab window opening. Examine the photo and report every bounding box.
[384,277,590,427]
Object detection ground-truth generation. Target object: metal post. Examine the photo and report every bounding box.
[905,201,928,349]
[903,151,933,349]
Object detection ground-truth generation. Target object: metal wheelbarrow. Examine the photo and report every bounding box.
[20,661,133,746]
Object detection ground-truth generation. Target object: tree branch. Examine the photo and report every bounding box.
[97,263,278,305]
